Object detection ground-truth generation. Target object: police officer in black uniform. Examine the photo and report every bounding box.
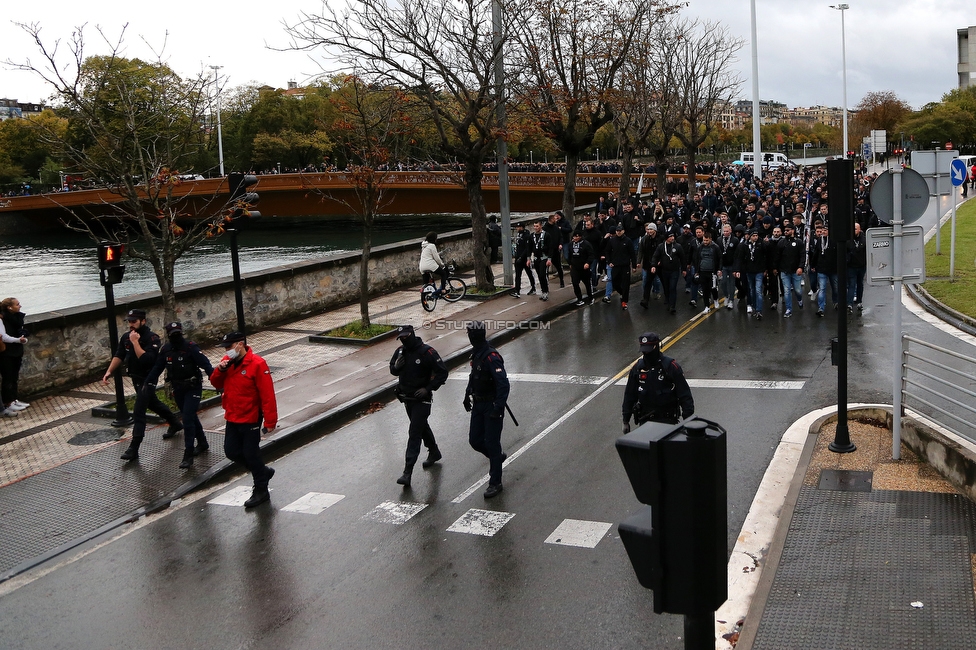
[621,332,694,434]
[389,325,449,487]
[462,321,511,498]
[144,322,215,468]
[104,309,183,461]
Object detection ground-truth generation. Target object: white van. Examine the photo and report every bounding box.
[733,152,793,169]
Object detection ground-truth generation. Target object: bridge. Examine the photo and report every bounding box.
[0,171,692,233]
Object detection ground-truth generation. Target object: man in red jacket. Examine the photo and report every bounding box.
[210,331,278,508]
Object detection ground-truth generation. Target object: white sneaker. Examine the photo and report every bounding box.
[726,300,734,310]
[702,307,710,315]
[747,305,753,314]
[808,289,815,298]
[12,400,29,409]
[2,408,19,417]
[8,402,27,411]
[713,300,720,309]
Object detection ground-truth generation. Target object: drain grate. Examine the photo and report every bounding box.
[818,469,873,492]
[67,428,124,446]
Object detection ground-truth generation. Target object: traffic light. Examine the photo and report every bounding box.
[227,172,261,219]
[97,243,125,285]
[615,418,727,615]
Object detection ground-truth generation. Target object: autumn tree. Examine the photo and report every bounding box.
[7,24,239,320]
[285,0,519,291]
[326,76,412,328]
[671,17,743,195]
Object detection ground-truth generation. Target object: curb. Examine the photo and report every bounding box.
[906,283,976,338]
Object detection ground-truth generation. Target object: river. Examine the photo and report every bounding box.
[3,215,476,314]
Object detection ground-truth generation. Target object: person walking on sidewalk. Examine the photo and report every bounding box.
[0,297,30,416]
[107,309,183,461]
[462,321,510,499]
[604,224,637,310]
[567,230,595,306]
[510,221,537,298]
[389,325,449,488]
[529,220,552,301]
[210,331,278,508]
[144,322,215,469]
[621,332,694,433]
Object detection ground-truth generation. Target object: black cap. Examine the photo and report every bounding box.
[125,308,146,321]
[396,324,415,339]
[639,332,660,352]
[615,224,625,232]
[221,331,246,347]
[164,321,183,335]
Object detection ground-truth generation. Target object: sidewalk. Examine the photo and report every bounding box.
[0,262,581,581]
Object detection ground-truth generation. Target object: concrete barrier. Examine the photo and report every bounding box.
[17,227,476,397]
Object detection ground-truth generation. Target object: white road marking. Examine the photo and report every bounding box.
[686,379,806,390]
[278,403,316,420]
[494,303,525,315]
[446,509,515,536]
[276,385,295,393]
[362,501,428,525]
[451,371,623,503]
[309,391,340,405]
[207,486,258,507]
[448,373,608,384]
[321,361,386,388]
[544,519,613,548]
[281,492,345,515]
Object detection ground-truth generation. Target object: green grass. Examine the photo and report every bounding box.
[922,198,976,318]
[324,321,396,339]
[123,388,219,411]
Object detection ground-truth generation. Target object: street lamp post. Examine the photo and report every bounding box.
[596,148,600,162]
[830,4,849,159]
[209,65,225,176]
[277,162,282,175]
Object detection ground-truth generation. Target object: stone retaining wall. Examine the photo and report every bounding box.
[17,228,475,397]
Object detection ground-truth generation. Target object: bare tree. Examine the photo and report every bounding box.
[608,7,681,199]
[7,23,233,321]
[284,0,518,291]
[671,18,743,196]
[511,0,670,215]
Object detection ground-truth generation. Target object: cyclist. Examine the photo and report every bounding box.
[419,232,449,295]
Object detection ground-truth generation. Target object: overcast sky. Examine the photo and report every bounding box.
[0,0,970,111]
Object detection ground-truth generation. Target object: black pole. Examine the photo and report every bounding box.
[103,282,132,427]
[826,159,856,453]
[228,226,246,335]
[683,612,714,650]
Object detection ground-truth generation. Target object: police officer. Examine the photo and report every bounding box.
[210,331,278,509]
[105,309,183,461]
[389,325,449,487]
[621,332,694,433]
[462,321,510,499]
[144,322,215,469]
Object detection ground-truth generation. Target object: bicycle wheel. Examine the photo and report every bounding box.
[421,284,437,312]
[443,277,467,302]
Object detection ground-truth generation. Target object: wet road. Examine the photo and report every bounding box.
[0,271,966,648]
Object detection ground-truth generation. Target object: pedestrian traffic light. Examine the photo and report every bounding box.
[615,418,727,615]
[97,243,125,285]
[226,172,261,219]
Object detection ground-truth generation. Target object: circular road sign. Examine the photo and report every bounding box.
[870,168,930,224]
[950,158,969,187]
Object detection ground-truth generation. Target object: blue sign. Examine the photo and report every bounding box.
[950,158,968,187]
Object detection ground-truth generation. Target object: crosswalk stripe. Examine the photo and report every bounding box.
[447,509,516,537]
[362,501,428,525]
[544,519,613,548]
[281,492,345,515]
[207,486,258,507]
[449,373,805,390]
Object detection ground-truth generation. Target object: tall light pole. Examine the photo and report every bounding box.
[750,0,762,180]
[830,4,849,159]
[209,65,225,176]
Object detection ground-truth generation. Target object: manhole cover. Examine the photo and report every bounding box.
[68,428,124,446]
[818,469,873,492]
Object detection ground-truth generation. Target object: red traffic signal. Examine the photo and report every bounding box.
[98,243,124,270]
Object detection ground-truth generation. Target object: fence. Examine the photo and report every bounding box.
[901,334,976,444]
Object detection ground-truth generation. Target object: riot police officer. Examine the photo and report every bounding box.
[105,309,183,461]
[622,332,694,433]
[463,321,510,498]
[389,325,449,487]
[144,322,215,468]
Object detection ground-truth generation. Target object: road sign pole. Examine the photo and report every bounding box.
[951,185,957,280]
[891,168,903,461]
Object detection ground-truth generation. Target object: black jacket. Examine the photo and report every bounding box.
[145,339,214,386]
[650,240,685,273]
[622,355,694,424]
[390,337,448,402]
[605,234,636,268]
[114,325,162,379]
